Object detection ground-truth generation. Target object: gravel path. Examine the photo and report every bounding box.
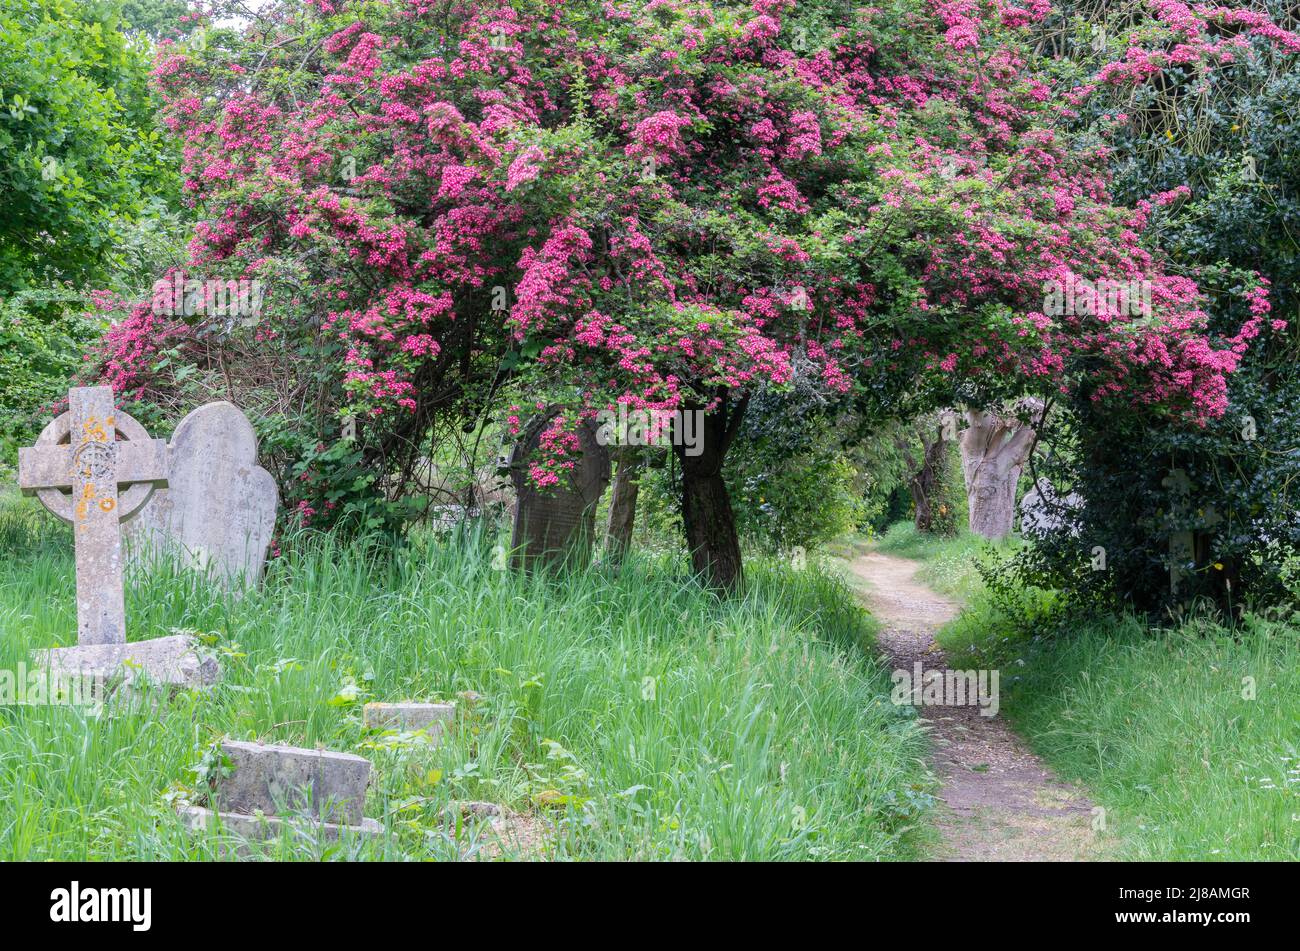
[852,551,1103,861]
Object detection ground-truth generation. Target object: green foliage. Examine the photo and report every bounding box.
[1017,4,1300,616]
[254,409,419,536]
[0,289,100,463]
[1007,387,1300,616]
[0,0,179,289]
[119,0,192,39]
[626,458,686,552]
[0,206,189,461]
[852,421,916,535]
[0,0,183,461]
[720,392,868,553]
[728,445,866,555]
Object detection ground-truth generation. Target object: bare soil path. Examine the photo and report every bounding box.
[851,550,1102,861]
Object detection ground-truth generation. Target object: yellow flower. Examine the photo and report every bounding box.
[1214,563,1224,570]
[1165,129,1175,140]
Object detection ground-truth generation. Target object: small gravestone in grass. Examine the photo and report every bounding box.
[180,741,382,856]
[17,386,220,691]
[126,401,278,591]
[1018,479,1083,539]
[364,701,455,745]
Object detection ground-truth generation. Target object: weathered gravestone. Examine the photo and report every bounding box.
[507,410,610,570]
[364,701,455,745]
[126,401,278,590]
[17,386,219,689]
[1018,479,1083,538]
[180,740,382,854]
[1161,468,1220,598]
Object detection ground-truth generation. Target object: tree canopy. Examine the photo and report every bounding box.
[83,0,1285,586]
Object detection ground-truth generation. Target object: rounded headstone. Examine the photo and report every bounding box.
[127,402,278,590]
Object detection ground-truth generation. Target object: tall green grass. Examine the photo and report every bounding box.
[0,493,933,861]
[992,615,1300,860]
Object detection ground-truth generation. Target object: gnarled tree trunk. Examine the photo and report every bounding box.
[958,400,1044,541]
[907,416,953,533]
[605,447,643,566]
[674,394,748,591]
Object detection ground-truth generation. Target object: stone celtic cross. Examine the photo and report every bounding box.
[18,386,168,645]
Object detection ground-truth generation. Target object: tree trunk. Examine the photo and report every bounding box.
[605,448,642,565]
[958,401,1043,541]
[910,423,950,533]
[965,461,1022,539]
[675,395,747,591]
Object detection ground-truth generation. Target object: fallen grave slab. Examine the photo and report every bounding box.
[182,740,382,855]
[215,740,372,826]
[363,701,455,742]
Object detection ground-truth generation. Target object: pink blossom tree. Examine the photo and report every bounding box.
[85,0,1268,588]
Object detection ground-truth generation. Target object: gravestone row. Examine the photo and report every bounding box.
[17,387,277,692]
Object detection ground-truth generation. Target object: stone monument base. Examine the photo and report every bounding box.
[36,633,221,693]
[179,806,381,858]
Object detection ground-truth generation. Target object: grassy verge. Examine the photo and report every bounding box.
[0,491,933,861]
[991,614,1300,860]
[873,521,1300,861]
